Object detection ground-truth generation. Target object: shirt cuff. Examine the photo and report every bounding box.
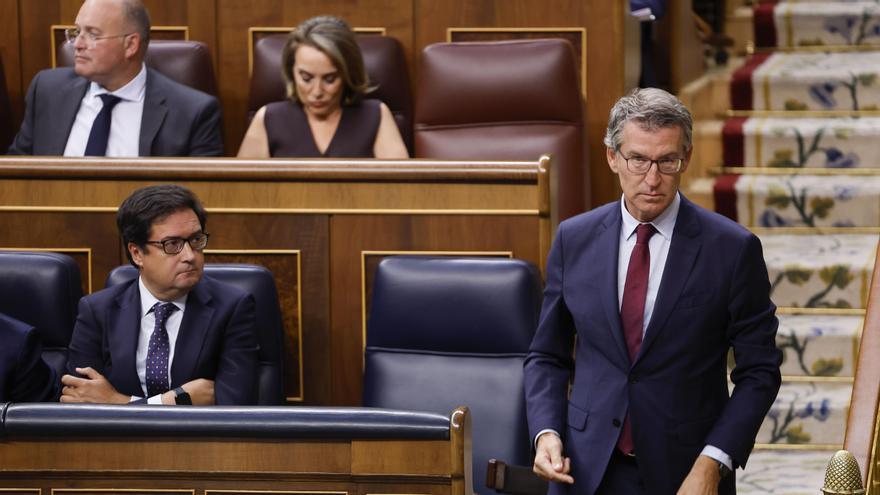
[701,445,733,471]
[535,429,560,449]
[147,394,164,405]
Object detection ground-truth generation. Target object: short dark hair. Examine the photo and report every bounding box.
[117,185,207,267]
[603,87,693,153]
[281,15,372,105]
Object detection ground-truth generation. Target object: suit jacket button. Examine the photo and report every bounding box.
[612,419,621,427]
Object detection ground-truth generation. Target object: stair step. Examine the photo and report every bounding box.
[759,233,877,309]
[723,116,880,168]
[739,449,835,494]
[758,2,880,49]
[725,174,880,228]
[731,52,880,111]
[777,313,861,377]
[755,381,851,445]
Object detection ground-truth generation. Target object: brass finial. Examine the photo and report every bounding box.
[822,450,865,495]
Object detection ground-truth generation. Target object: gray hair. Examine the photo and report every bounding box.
[603,87,693,153]
[121,0,151,52]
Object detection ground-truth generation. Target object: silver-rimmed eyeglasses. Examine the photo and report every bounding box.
[619,153,683,175]
[145,233,210,255]
[64,28,133,47]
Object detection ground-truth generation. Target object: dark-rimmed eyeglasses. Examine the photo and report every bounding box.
[64,28,133,47]
[144,233,210,255]
[619,153,683,175]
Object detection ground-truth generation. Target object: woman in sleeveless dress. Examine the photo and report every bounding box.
[238,16,407,158]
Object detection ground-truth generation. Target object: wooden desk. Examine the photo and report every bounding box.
[0,157,551,406]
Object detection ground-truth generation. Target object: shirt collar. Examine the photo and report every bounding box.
[138,276,187,317]
[89,63,147,102]
[620,191,681,241]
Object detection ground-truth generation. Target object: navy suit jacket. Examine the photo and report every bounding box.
[67,275,259,405]
[0,313,57,402]
[7,67,223,156]
[524,196,782,495]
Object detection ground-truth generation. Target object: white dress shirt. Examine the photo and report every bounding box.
[537,193,733,471]
[64,64,146,157]
[134,277,187,404]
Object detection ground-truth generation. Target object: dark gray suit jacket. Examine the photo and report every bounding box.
[7,67,223,156]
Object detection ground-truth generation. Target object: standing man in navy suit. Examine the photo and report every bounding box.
[61,185,258,405]
[0,312,58,402]
[525,88,781,495]
[8,0,223,157]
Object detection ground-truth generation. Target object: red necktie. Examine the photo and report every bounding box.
[617,223,656,454]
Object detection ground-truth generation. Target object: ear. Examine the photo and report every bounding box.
[681,146,694,174]
[123,33,141,60]
[128,242,145,268]
[607,147,620,174]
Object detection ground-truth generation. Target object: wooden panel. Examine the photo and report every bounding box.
[0,0,21,124]
[330,214,542,405]
[351,440,451,475]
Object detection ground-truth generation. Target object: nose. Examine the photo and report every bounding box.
[643,162,662,186]
[73,34,87,50]
[178,241,196,261]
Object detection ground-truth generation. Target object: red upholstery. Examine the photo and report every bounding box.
[57,40,218,96]
[414,40,588,221]
[248,33,413,152]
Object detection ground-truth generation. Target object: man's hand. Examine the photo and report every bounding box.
[60,367,129,404]
[677,455,722,495]
[160,378,215,406]
[533,432,574,484]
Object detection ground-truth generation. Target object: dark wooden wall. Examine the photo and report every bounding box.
[0,0,626,208]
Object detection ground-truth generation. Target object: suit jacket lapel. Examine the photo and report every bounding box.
[596,205,630,366]
[636,196,702,363]
[139,69,167,156]
[171,279,213,386]
[50,77,90,154]
[109,281,144,396]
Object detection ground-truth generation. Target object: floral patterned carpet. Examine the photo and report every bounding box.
[710,1,880,492]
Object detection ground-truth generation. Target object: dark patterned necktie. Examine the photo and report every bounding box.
[617,223,656,454]
[84,94,122,156]
[145,302,177,397]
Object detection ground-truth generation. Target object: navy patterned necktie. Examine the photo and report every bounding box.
[84,93,122,156]
[145,302,178,397]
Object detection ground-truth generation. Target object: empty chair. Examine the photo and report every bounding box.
[106,264,285,405]
[363,256,545,494]
[248,32,413,152]
[0,251,83,379]
[414,39,587,221]
[57,40,218,96]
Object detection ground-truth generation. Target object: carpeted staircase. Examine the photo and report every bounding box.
[682,0,880,492]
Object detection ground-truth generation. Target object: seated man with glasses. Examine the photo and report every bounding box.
[526,88,781,495]
[61,184,258,406]
[7,0,223,156]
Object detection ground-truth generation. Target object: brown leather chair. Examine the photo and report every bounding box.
[57,40,217,96]
[0,54,14,153]
[414,39,588,221]
[248,33,413,152]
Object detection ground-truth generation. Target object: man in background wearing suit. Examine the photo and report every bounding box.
[8,0,223,156]
[525,88,781,495]
[0,312,58,402]
[61,185,258,405]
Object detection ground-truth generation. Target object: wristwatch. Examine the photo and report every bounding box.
[173,386,192,405]
[716,459,732,479]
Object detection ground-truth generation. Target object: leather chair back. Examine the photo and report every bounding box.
[0,251,83,378]
[0,54,14,153]
[248,33,413,152]
[363,257,542,494]
[106,264,285,405]
[414,39,587,221]
[57,40,218,96]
